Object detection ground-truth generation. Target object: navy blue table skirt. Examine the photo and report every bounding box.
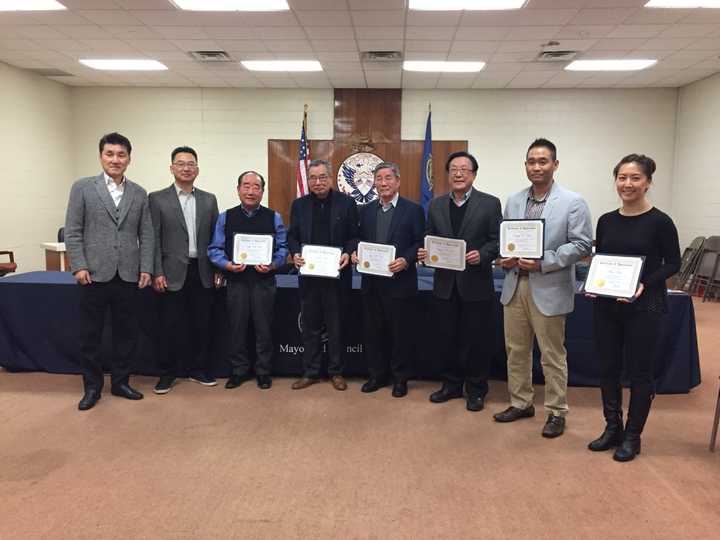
[0,271,701,394]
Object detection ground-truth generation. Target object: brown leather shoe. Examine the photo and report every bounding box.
[291,377,319,390]
[330,375,347,391]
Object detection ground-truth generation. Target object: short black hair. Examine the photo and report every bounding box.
[527,138,557,161]
[445,151,478,173]
[172,146,197,162]
[99,132,131,155]
[613,154,656,181]
[237,170,265,190]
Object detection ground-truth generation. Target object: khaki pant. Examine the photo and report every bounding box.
[504,277,568,417]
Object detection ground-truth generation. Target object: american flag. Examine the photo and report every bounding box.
[296,108,310,198]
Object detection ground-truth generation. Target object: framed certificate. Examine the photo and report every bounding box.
[424,235,466,272]
[584,254,645,299]
[357,241,396,278]
[500,219,545,259]
[299,245,342,279]
[233,234,273,265]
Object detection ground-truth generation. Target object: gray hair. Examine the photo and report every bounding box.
[373,161,400,178]
[237,170,265,190]
[308,159,332,177]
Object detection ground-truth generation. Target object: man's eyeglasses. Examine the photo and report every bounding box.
[449,167,472,175]
[173,161,197,169]
[308,174,329,182]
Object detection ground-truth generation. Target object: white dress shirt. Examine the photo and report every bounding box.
[176,183,197,258]
[104,172,125,207]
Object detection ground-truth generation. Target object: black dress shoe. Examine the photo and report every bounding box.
[78,390,101,411]
[257,375,272,389]
[392,380,408,398]
[493,405,536,423]
[153,376,175,395]
[110,383,143,400]
[542,414,566,438]
[466,395,485,412]
[361,377,388,393]
[225,374,247,389]
[429,385,463,403]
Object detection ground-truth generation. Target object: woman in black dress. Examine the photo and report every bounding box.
[588,154,681,462]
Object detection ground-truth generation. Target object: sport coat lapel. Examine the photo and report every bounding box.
[458,188,480,238]
[439,194,453,236]
[168,184,188,235]
[540,182,559,221]
[386,197,405,243]
[365,201,379,243]
[329,190,340,244]
[303,194,314,245]
[94,174,118,223]
[117,180,135,227]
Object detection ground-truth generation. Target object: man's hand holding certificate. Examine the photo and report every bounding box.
[233,234,273,266]
[500,219,544,259]
[298,245,343,279]
[356,242,396,278]
[423,235,467,271]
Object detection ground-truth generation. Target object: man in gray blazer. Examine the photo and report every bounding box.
[494,138,592,438]
[418,151,502,412]
[149,146,219,395]
[65,132,153,411]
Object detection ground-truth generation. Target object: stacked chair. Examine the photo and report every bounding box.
[686,236,720,301]
[672,236,704,290]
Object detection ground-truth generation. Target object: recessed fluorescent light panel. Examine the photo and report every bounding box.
[79,59,168,71]
[403,61,485,72]
[0,0,66,10]
[410,0,527,10]
[241,60,322,72]
[645,1,720,7]
[170,0,289,10]
[565,59,657,71]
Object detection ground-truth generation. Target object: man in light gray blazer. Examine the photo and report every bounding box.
[149,146,219,395]
[494,138,592,437]
[65,132,153,411]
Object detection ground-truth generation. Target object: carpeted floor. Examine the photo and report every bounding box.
[1,299,719,540]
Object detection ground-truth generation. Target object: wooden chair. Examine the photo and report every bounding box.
[0,251,17,277]
[710,376,720,452]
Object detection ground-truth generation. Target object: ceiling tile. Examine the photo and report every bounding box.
[77,10,143,26]
[253,26,307,40]
[302,27,352,39]
[405,40,451,53]
[295,10,352,27]
[348,0,405,9]
[408,51,448,60]
[315,51,360,61]
[685,37,720,51]
[461,10,578,27]
[357,39,403,52]
[554,25,616,39]
[450,41,500,54]
[658,24,718,39]
[506,71,556,88]
[497,41,545,53]
[311,39,358,52]
[570,9,635,26]
[351,11,405,27]
[591,37,647,50]
[608,25,668,39]
[265,40,314,53]
[454,27,510,41]
[491,51,538,63]
[364,69,401,88]
[153,26,210,39]
[436,73,477,89]
[405,27,456,41]
[638,37,696,50]
[354,26,404,40]
[290,0,348,9]
[623,8,693,25]
[406,11,462,27]
[217,40,269,53]
[505,26,563,40]
[171,40,222,52]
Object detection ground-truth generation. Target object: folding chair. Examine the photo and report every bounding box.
[710,376,720,452]
[688,236,720,296]
[673,236,705,290]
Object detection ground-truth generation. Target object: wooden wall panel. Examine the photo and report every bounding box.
[333,89,401,143]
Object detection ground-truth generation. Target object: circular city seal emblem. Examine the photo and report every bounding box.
[337,152,383,205]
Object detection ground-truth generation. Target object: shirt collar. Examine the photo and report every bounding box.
[528,180,554,203]
[241,203,261,216]
[379,192,399,211]
[450,189,471,206]
[175,182,195,196]
[104,172,125,188]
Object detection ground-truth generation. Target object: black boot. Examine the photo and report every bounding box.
[588,383,624,452]
[614,382,654,462]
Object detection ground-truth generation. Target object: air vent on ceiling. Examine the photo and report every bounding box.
[26,68,74,77]
[536,50,578,62]
[189,50,233,62]
[361,51,403,63]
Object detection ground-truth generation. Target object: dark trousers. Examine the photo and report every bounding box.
[434,286,496,397]
[299,277,346,378]
[226,276,275,376]
[593,300,662,435]
[362,288,415,381]
[158,260,213,378]
[79,274,138,392]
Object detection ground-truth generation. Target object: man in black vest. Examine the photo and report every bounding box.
[208,171,288,389]
[288,159,359,391]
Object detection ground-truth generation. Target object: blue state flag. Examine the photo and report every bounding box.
[420,110,433,214]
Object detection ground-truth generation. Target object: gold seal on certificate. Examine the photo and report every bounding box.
[424,235,466,272]
[233,234,273,265]
[357,241,396,278]
[499,219,544,259]
[584,254,645,299]
[299,245,342,279]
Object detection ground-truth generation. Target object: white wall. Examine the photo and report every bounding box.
[0,62,73,272]
[673,72,720,248]
[71,87,334,213]
[403,89,679,231]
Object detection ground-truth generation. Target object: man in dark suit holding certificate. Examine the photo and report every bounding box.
[208,171,288,390]
[288,159,359,391]
[418,151,502,412]
[351,162,424,397]
[149,146,219,395]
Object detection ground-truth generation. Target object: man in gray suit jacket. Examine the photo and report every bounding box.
[493,138,592,438]
[65,132,153,411]
[418,151,502,412]
[149,146,219,395]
